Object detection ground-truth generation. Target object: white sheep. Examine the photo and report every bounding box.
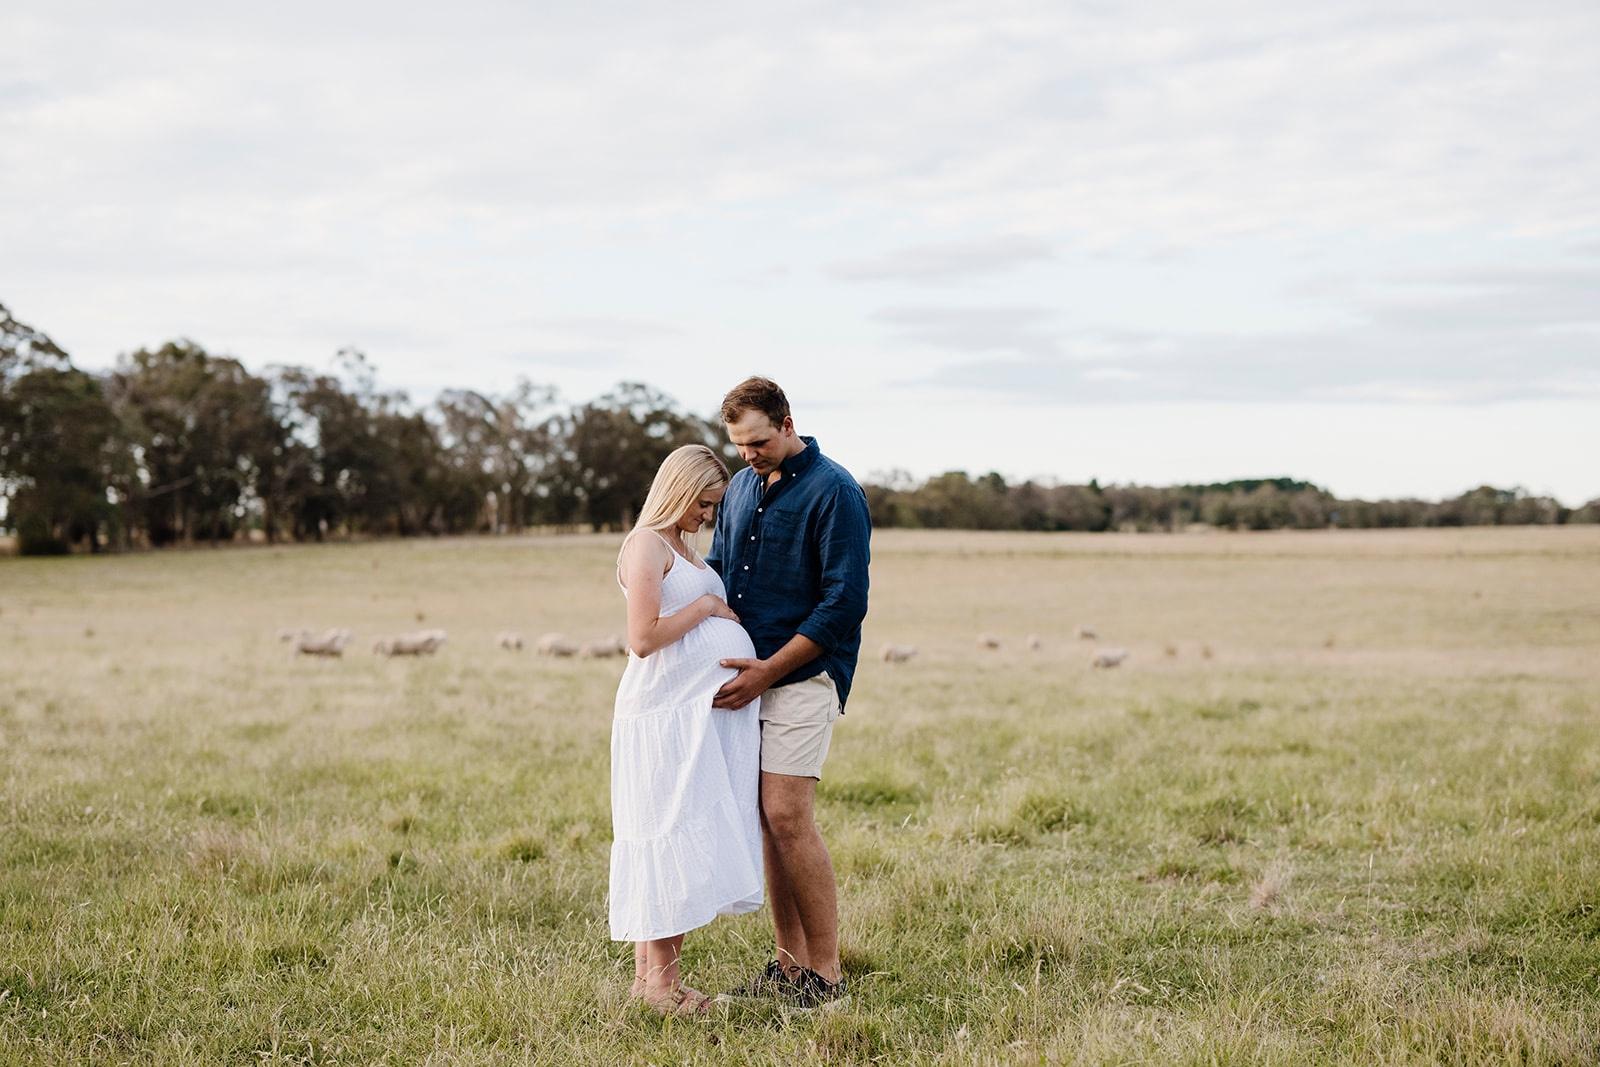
[294,628,351,657]
[976,633,1001,650]
[579,638,625,659]
[1091,647,1129,669]
[1075,625,1098,640]
[880,643,918,663]
[374,629,447,657]
[1026,634,1043,651]
[537,632,579,657]
[496,631,525,651]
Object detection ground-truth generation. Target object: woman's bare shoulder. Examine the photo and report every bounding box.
[618,529,672,583]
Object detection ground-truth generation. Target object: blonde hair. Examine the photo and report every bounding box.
[620,444,730,562]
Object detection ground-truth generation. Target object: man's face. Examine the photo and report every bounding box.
[725,409,794,477]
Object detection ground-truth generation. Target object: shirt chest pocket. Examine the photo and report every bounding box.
[755,511,812,593]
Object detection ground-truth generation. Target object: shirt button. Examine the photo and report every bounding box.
[737,594,743,599]
[743,565,749,570]
[749,535,755,540]
[757,508,763,513]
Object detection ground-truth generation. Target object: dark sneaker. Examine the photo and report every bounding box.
[787,968,849,1011]
[716,959,797,1003]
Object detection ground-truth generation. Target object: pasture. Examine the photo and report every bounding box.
[2,527,1598,1065]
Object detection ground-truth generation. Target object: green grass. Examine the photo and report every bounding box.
[2,528,1598,1064]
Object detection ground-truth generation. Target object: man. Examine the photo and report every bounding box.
[705,376,870,1009]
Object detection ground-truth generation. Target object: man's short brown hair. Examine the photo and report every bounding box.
[720,376,791,427]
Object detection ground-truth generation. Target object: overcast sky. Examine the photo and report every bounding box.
[4,1,1598,503]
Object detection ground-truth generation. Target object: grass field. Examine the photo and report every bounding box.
[3,527,1598,1065]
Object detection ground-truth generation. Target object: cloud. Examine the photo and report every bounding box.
[890,264,1600,403]
[828,235,1053,282]
[871,306,1062,357]
[6,0,1600,249]
[489,316,682,373]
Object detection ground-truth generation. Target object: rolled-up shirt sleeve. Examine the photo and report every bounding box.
[795,485,871,652]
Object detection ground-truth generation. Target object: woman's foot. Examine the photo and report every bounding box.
[634,981,712,1016]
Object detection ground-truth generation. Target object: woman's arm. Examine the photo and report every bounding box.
[619,535,738,657]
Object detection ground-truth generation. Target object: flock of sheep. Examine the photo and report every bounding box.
[280,624,1206,672]
[880,624,1212,670]
[277,627,626,660]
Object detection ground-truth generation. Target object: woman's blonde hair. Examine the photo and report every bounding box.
[622,444,730,558]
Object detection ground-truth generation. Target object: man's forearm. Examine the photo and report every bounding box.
[762,633,824,681]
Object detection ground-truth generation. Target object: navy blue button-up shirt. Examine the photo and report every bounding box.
[706,437,871,709]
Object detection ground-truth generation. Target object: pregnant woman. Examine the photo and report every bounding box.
[610,444,763,1016]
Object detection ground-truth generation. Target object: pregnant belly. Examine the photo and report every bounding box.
[614,617,757,714]
[687,616,757,662]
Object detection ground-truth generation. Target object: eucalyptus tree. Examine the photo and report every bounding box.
[104,341,281,545]
[1,302,127,553]
[545,382,736,530]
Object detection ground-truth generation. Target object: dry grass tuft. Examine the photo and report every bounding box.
[1249,861,1293,910]
[185,825,265,875]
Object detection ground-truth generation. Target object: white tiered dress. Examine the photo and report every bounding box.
[608,534,764,942]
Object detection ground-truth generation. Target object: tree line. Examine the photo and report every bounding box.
[3,301,1596,555]
[863,473,1597,533]
[1,302,736,554]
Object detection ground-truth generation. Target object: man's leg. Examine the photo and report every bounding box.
[761,770,840,983]
[760,791,810,975]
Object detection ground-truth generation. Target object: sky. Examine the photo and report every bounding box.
[3,1,1598,504]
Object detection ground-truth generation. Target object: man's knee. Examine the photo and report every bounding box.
[761,794,816,843]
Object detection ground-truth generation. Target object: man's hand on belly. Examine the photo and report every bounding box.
[714,634,826,710]
[712,658,776,710]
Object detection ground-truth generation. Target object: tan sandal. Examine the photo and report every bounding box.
[634,981,712,1017]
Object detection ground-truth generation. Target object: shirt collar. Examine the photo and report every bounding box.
[778,436,821,480]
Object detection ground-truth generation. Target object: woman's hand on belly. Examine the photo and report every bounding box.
[696,593,740,624]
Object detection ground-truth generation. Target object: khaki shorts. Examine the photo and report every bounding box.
[759,671,841,779]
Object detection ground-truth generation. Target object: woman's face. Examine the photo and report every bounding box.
[676,483,726,534]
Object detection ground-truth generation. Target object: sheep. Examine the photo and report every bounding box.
[976,633,1001,650]
[580,635,627,659]
[880,643,918,663]
[294,628,351,657]
[1163,643,1179,658]
[537,632,579,657]
[1075,625,1098,640]
[374,630,447,657]
[1026,634,1042,652]
[1091,647,1129,669]
[1201,644,1214,660]
[496,631,525,651]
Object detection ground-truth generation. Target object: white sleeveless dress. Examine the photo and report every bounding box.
[608,535,764,941]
